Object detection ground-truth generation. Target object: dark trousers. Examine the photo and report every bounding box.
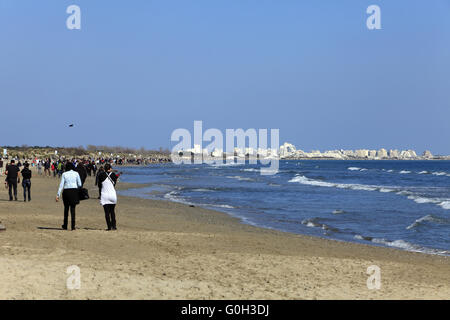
[8,179,17,200]
[22,179,31,201]
[63,205,76,230]
[103,204,116,230]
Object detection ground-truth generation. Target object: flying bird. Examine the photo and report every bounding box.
[69,124,74,127]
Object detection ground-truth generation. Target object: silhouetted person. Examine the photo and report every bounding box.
[21,162,32,202]
[92,161,97,177]
[5,160,20,201]
[95,166,104,199]
[75,161,87,186]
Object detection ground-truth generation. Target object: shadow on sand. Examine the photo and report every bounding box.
[37,226,105,231]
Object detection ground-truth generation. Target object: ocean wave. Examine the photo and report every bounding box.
[382,169,449,177]
[288,175,394,193]
[347,167,368,172]
[210,162,244,167]
[241,167,278,174]
[439,201,450,210]
[212,204,234,209]
[191,188,215,192]
[406,196,450,210]
[406,214,448,230]
[301,218,339,232]
[432,171,448,176]
[332,209,347,214]
[226,175,254,182]
[379,188,395,193]
[268,183,281,187]
[164,191,235,210]
[289,174,450,210]
[203,203,235,209]
[407,195,440,204]
[163,191,194,205]
[354,235,450,256]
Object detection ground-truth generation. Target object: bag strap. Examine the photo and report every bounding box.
[106,172,116,186]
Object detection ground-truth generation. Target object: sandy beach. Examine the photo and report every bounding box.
[0,172,448,300]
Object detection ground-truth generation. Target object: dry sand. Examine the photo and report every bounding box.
[0,172,449,299]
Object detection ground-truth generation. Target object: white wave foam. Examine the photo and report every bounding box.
[215,204,234,209]
[289,175,388,193]
[192,188,214,192]
[407,196,439,204]
[242,168,259,172]
[355,236,450,255]
[348,167,368,172]
[163,191,194,205]
[407,215,437,230]
[289,175,336,188]
[210,162,243,167]
[289,175,450,211]
[379,188,395,193]
[382,169,449,177]
[227,175,254,182]
[439,201,450,210]
[203,203,235,209]
[301,218,338,232]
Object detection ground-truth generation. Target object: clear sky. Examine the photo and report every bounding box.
[1,0,449,154]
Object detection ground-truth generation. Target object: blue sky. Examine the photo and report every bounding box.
[1,1,449,154]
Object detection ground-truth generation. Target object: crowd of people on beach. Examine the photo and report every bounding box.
[0,157,121,231]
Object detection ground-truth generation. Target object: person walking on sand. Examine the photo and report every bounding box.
[44,159,51,177]
[37,160,42,175]
[0,158,3,176]
[92,161,97,177]
[75,160,87,186]
[98,163,118,231]
[5,160,20,201]
[21,162,32,202]
[95,165,104,199]
[56,162,82,231]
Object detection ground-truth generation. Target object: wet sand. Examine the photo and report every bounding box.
[0,173,449,299]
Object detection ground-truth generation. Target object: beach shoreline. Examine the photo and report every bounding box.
[0,173,449,299]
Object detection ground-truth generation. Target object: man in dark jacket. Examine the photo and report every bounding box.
[95,166,104,199]
[5,160,20,201]
[75,160,87,186]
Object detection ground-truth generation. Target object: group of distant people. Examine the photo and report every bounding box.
[36,159,99,179]
[1,157,120,231]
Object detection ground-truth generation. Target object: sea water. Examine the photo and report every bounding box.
[119,160,450,256]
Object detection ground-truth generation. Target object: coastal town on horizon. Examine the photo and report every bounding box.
[176,142,450,161]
